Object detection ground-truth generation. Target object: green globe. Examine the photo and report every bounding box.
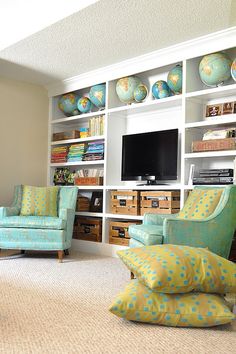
[134,84,148,103]
[167,64,182,94]
[199,52,232,87]
[116,76,142,104]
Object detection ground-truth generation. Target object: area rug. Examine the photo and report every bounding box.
[0,251,235,354]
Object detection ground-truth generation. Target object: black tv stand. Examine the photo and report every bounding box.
[137,181,169,186]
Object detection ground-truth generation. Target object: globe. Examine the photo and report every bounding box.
[116,76,142,104]
[199,52,232,87]
[77,97,92,113]
[58,93,79,116]
[89,84,106,109]
[231,58,236,81]
[167,64,182,94]
[152,80,170,99]
[134,84,148,103]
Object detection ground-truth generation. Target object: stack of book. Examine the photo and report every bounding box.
[83,141,104,161]
[89,116,104,136]
[67,143,85,162]
[51,146,68,163]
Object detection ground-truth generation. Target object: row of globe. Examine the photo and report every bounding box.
[58,52,236,116]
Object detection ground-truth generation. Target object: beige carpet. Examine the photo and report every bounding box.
[0,251,235,354]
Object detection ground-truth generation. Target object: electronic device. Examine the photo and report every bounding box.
[199,169,233,177]
[193,176,233,185]
[121,129,178,185]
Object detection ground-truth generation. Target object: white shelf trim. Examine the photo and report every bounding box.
[51,135,105,145]
[105,213,144,221]
[75,212,103,217]
[185,115,236,128]
[184,151,236,158]
[50,160,104,167]
[186,83,236,99]
[108,95,182,113]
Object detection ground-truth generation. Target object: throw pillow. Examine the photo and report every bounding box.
[20,185,59,217]
[109,280,234,327]
[178,188,223,220]
[117,245,236,293]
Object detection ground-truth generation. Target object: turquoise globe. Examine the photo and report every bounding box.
[167,64,182,94]
[116,76,142,104]
[231,58,236,81]
[89,84,106,109]
[134,84,148,103]
[58,93,79,116]
[77,97,92,113]
[199,52,232,87]
[152,80,171,99]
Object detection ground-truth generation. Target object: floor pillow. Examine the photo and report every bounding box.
[109,280,235,327]
[117,244,236,293]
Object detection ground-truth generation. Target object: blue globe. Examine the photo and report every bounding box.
[152,80,171,99]
[167,64,182,94]
[58,93,79,116]
[77,97,92,113]
[134,84,148,103]
[89,84,106,108]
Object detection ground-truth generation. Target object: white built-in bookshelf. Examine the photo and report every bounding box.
[47,27,236,257]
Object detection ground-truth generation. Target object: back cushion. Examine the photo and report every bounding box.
[20,186,59,217]
[178,189,223,220]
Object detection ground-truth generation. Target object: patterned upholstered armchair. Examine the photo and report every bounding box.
[0,185,78,262]
[129,185,236,259]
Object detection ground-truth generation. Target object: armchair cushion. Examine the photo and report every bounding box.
[0,216,66,230]
[178,188,223,220]
[109,280,234,327]
[20,186,59,217]
[129,224,163,246]
[117,245,236,294]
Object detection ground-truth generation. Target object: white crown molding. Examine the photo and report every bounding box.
[46,27,236,97]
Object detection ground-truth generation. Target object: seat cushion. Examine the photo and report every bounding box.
[128,224,163,246]
[178,188,223,220]
[109,280,234,327]
[20,185,59,217]
[117,244,236,294]
[0,216,66,230]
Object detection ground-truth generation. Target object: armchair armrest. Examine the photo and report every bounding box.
[163,215,232,257]
[0,206,20,218]
[59,208,76,244]
[143,212,179,226]
[59,208,74,220]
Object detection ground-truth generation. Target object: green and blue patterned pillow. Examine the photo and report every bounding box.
[20,185,59,217]
[117,245,236,294]
[178,188,223,219]
[109,280,235,327]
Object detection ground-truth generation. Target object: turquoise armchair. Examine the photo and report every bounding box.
[129,185,236,259]
[0,185,78,262]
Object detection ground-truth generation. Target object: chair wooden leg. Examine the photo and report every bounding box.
[58,250,63,263]
[131,272,135,279]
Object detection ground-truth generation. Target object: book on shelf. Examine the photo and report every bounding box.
[203,128,236,141]
[192,138,236,152]
[89,115,104,136]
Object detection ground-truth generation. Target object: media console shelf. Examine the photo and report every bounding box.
[47,28,236,257]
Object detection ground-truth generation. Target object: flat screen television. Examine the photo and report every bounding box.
[121,129,178,185]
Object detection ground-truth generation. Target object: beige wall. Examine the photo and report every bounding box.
[0,76,49,205]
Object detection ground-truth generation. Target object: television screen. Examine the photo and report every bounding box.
[121,129,178,184]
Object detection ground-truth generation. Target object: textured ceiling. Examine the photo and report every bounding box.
[0,0,235,87]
